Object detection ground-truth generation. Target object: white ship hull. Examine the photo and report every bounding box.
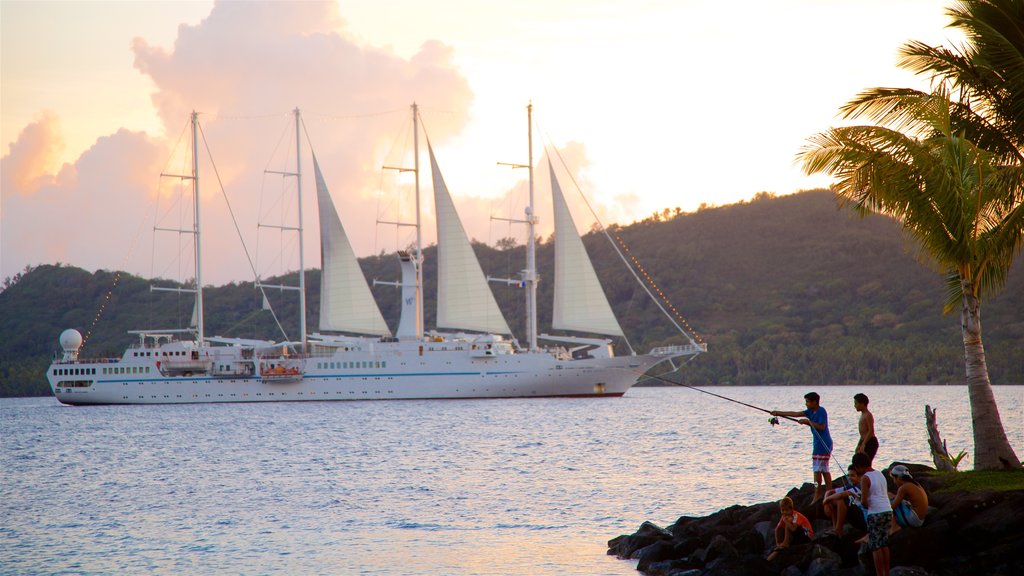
[47,341,694,405]
[45,107,707,406]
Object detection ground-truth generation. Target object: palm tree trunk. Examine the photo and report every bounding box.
[960,281,1021,469]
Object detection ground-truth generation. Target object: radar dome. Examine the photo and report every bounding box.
[60,329,83,352]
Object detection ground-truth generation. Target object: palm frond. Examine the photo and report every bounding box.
[943,269,964,315]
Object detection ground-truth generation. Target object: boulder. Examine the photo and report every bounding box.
[805,544,842,576]
[889,567,930,576]
[704,534,739,564]
[636,540,684,571]
[608,466,1024,576]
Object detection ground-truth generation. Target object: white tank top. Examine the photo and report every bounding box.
[862,470,891,514]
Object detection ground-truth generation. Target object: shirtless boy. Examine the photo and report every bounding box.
[854,393,878,462]
[889,464,928,533]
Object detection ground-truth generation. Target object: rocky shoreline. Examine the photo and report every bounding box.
[607,463,1023,576]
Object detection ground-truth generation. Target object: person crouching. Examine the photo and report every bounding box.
[767,496,814,561]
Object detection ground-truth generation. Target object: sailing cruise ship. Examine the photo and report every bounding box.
[46,105,705,405]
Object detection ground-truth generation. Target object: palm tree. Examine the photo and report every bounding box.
[801,0,1024,471]
[898,0,1024,161]
[800,86,1022,470]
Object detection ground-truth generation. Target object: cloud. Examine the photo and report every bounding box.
[3,0,474,284]
[1,111,64,196]
[2,129,167,277]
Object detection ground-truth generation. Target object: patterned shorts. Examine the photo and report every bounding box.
[866,511,893,551]
[812,453,830,473]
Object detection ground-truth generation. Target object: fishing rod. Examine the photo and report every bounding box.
[640,371,796,427]
[638,369,855,489]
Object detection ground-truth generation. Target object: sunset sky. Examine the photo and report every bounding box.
[2,0,962,285]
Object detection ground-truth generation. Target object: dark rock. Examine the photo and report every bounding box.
[610,533,662,559]
[753,520,774,552]
[705,534,739,564]
[735,528,766,556]
[805,544,842,576]
[608,467,1024,576]
[767,542,812,570]
[889,567,931,576]
[669,515,700,537]
[704,555,768,576]
[672,536,701,558]
[642,559,700,576]
[636,540,683,571]
[606,534,626,551]
[665,569,701,576]
[636,520,673,539]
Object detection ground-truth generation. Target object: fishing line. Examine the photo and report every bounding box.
[640,371,796,425]
[637,369,853,489]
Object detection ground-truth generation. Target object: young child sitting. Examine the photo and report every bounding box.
[767,496,814,561]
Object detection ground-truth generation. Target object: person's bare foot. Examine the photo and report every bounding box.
[855,535,867,544]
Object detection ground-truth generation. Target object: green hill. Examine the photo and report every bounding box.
[2,189,1021,396]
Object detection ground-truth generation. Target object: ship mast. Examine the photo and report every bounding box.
[152,111,206,346]
[378,103,424,340]
[525,103,538,351]
[495,102,539,351]
[413,103,424,339]
[295,108,307,351]
[192,110,205,347]
[258,108,307,351]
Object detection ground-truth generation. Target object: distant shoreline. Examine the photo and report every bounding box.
[4,381,1023,400]
[634,381,1024,387]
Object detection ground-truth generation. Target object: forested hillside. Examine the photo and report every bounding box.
[2,189,1021,396]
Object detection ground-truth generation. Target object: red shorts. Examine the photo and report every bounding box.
[812,453,830,473]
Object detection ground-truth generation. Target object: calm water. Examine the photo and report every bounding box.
[2,386,1022,575]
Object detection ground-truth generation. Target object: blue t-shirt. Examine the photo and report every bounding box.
[804,406,833,454]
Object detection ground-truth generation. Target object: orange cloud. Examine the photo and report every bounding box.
[1,111,64,196]
[4,1,476,284]
[2,129,167,278]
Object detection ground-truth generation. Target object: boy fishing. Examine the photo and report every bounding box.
[771,391,833,503]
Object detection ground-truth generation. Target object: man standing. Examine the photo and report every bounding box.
[854,393,878,462]
[772,392,834,503]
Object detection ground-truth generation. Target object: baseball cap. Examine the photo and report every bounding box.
[890,464,913,479]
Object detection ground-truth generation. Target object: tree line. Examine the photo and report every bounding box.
[2,189,1021,397]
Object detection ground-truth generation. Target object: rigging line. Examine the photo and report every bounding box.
[196,120,291,345]
[83,123,195,354]
[205,112,290,121]
[538,126,702,349]
[304,107,406,121]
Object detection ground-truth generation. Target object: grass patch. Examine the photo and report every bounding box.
[931,468,1024,493]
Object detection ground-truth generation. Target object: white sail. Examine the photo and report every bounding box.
[430,144,512,335]
[550,163,624,336]
[314,154,390,336]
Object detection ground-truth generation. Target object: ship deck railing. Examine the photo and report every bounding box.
[51,356,123,365]
[649,343,707,357]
